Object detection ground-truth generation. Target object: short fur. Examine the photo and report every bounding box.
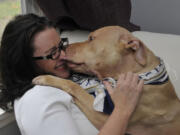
[33,26,180,135]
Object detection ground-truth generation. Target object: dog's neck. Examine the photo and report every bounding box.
[97,47,160,80]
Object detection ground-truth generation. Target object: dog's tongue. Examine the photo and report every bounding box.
[67,62,79,68]
[66,60,84,68]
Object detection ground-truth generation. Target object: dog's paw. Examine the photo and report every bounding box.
[32,75,54,86]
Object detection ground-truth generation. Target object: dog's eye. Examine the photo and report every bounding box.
[89,36,95,41]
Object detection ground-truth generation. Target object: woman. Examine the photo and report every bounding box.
[0,14,143,135]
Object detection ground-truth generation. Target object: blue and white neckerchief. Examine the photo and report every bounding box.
[70,74,114,114]
[70,57,169,114]
[139,57,169,85]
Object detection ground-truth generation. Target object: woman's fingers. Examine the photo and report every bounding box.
[117,72,135,87]
[103,81,113,95]
[137,79,144,92]
[106,72,144,110]
[117,73,125,86]
[125,72,133,83]
[131,73,139,85]
[104,72,144,103]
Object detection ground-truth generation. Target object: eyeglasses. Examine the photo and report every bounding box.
[33,38,69,60]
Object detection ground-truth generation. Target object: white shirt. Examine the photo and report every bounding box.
[14,85,98,135]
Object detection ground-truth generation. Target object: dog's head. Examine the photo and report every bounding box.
[65,26,147,78]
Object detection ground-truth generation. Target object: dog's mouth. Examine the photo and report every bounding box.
[66,60,85,68]
[65,59,94,75]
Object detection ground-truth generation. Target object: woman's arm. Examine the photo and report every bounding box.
[98,108,131,135]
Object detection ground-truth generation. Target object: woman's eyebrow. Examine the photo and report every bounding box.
[45,39,61,54]
[45,46,57,54]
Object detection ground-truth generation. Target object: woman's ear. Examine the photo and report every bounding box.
[125,40,147,66]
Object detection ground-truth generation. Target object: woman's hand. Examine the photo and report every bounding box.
[99,72,143,135]
[104,72,144,115]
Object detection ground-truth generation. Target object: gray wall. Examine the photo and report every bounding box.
[21,0,180,35]
[131,0,180,35]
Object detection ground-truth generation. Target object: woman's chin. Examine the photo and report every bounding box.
[56,71,71,78]
[54,66,71,78]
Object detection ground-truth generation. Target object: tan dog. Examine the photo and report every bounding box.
[33,26,180,135]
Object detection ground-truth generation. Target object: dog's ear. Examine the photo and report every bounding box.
[125,40,147,66]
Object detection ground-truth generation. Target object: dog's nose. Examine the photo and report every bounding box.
[61,57,68,61]
[59,50,67,60]
[128,40,139,45]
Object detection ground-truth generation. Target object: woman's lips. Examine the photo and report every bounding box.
[55,64,65,70]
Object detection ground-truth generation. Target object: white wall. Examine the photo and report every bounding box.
[131,0,180,35]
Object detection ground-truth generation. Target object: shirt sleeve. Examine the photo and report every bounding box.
[14,85,82,135]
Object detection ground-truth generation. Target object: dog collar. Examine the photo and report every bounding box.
[139,57,169,85]
[103,57,169,86]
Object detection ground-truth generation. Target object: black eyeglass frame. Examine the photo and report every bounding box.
[32,38,69,60]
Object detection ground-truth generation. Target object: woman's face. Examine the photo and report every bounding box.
[33,27,70,78]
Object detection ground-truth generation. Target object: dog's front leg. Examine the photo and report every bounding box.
[32,75,108,129]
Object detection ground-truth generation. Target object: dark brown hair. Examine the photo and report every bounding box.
[0,14,55,110]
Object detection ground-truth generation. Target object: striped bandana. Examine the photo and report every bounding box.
[70,57,169,114]
[139,57,169,85]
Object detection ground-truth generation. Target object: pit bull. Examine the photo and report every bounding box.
[33,26,180,135]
